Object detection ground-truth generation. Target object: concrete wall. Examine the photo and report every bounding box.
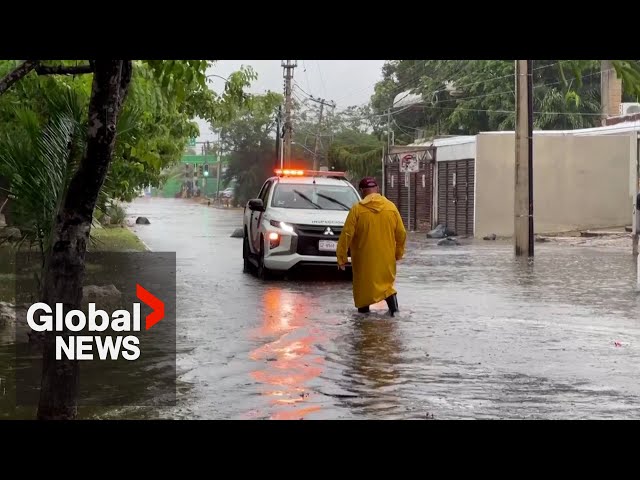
[475,133,632,238]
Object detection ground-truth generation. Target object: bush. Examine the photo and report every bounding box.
[93,208,105,224]
[106,203,126,226]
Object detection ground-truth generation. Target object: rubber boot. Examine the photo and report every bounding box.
[358,306,370,313]
[385,294,399,317]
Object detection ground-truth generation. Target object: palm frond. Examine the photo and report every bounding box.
[0,86,89,259]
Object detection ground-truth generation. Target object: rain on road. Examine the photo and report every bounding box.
[122,197,640,419]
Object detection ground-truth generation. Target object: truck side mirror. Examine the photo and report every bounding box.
[247,198,265,212]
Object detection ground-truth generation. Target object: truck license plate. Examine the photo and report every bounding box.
[318,240,337,252]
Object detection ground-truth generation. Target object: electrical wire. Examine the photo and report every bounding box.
[332,66,610,123]
[315,60,328,98]
[333,61,557,107]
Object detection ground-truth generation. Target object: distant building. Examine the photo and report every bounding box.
[383,123,640,238]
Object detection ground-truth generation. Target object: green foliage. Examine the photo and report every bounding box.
[328,129,383,182]
[100,61,253,205]
[290,96,383,181]
[0,59,256,254]
[220,92,283,205]
[291,97,381,170]
[0,86,88,256]
[106,203,126,226]
[0,59,255,211]
[369,60,640,141]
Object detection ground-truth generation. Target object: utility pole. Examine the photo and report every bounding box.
[275,105,282,169]
[383,106,394,197]
[282,60,297,168]
[514,60,534,257]
[310,98,335,170]
[216,130,222,202]
[312,101,325,171]
[328,102,336,166]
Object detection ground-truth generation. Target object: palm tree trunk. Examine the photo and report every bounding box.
[36,60,132,420]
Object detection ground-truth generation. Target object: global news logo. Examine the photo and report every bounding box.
[26,284,164,361]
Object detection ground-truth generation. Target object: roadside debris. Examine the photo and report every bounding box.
[427,224,456,239]
[437,237,460,247]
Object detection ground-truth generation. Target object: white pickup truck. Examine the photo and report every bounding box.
[242,169,360,279]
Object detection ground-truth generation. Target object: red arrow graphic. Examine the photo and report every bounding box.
[136,284,165,330]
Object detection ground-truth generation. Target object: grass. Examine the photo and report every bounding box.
[0,226,147,303]
[89,226,147,252]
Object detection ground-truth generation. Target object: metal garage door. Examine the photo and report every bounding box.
[437,159,474,236]
[385,157,434,232]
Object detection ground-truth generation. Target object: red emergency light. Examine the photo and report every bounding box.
[274,169,347,178]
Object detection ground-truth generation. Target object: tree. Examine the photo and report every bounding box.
[36,60,133,420]
[369,60,640,142]
[0,59,253,420]
[220,92,282,205]
[0,86,137,260]
[328,130,383,183]
[291,96,382,175]
[101,62,255,206]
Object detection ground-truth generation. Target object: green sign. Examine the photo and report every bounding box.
[188,137,196,147]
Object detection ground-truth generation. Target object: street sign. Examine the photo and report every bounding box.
[399,153,419,173]
[188,137,196,147]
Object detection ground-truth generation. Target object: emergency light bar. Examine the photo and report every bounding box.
[274,169,347,178]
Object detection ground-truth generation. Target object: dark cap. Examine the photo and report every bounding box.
[358,177,378,189]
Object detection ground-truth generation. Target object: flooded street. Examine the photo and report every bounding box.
[111,197,640,420]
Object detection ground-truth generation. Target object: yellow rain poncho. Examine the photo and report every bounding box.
[336,193,407,309]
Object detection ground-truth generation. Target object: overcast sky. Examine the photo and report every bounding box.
[194,60,386,143]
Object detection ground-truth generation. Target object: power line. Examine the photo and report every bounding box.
[315,60,328,98]
[331,67,609,124]
[429,66,605,107]
[334,60,565,110]
[289,62,603,136]
[301,60,313,94]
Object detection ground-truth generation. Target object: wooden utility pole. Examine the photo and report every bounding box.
[514,60,534,257]
[282,60,297,168]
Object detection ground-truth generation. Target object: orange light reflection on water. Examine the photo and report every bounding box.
[249,287,324,420]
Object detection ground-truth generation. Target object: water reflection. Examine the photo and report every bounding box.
[340,315,403,418]
[249,287,324,420]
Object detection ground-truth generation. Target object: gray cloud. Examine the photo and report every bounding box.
[194,60,385,143]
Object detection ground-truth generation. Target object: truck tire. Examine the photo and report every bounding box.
[256,236,271,280]
[243,231,252,273]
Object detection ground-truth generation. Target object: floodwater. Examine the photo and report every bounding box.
[3,196,640,419]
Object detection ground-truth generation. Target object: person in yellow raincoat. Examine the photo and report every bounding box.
[336,177,407,316]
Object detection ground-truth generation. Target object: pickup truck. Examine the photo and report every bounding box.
[242,169,360,279]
